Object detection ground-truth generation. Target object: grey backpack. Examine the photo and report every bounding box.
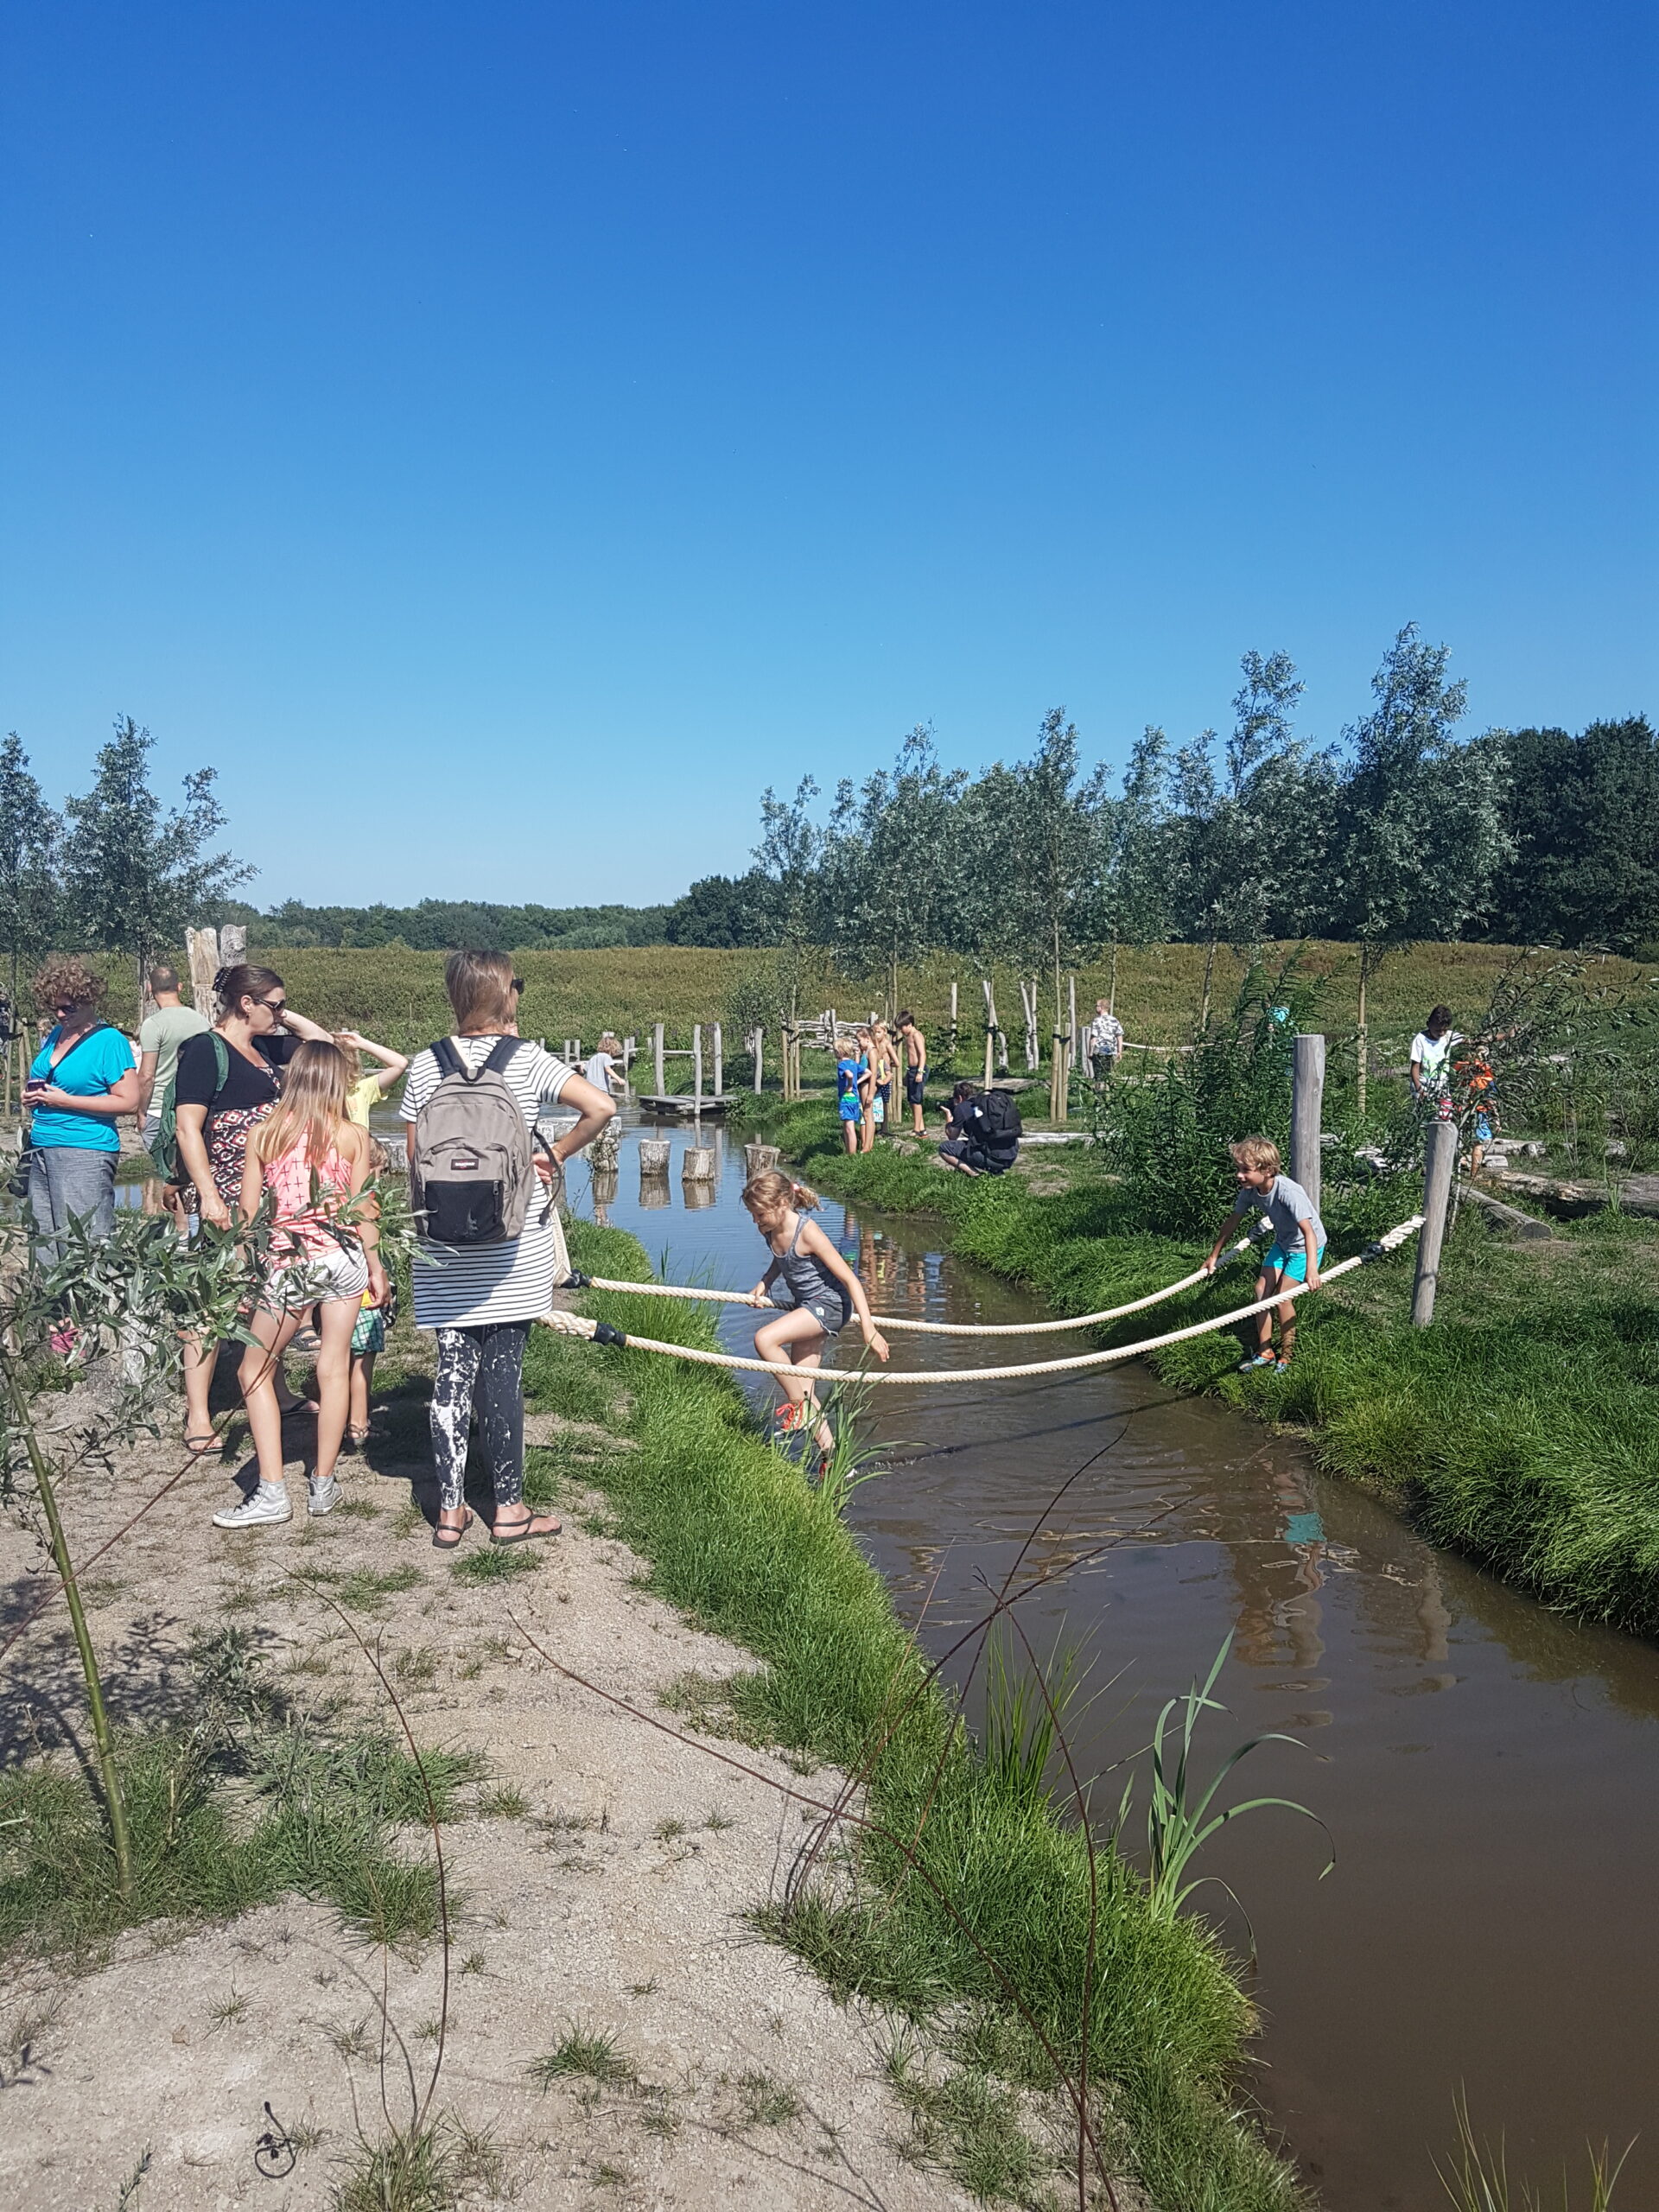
[410,1037,552,1245]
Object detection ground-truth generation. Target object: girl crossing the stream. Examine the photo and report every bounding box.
[741,1169,889,1456]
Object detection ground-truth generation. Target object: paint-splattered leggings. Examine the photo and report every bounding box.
[429,1322,531,1511]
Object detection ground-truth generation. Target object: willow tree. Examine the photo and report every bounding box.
[821,727,967,1017]
[964,709,1110,1109]
[1331,627,1511,1118]
[62,715,251,1019]
[0,733,60,1016]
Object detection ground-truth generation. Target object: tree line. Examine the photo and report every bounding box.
[676,631,1659,981]
[10,635,1653,1015]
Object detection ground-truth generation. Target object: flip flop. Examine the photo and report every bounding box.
[183,1431,222,1457]
[432,1510,474,1551]
[491,1512,563,1547]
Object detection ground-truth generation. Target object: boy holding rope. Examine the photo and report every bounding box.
[1202,1136,1324,1374]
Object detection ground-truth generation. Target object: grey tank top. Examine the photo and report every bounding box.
[774,1214,851,1320]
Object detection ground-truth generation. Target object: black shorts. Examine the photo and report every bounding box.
[904,1068,926,1105]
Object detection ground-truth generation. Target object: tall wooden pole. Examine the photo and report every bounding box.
[653,1021,665,1099]
[753,1028,763,1094]
[1411,1121,1458,1326]
[1290,1033,1326,1213]
[693,1025,703,1106]
[712,1022,722,1099]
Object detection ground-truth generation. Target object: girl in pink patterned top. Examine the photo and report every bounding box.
[214,1042,386,1531]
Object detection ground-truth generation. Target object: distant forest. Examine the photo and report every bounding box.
[221,711,1659,959]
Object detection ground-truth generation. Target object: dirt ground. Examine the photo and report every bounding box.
[0,1374,978,2211]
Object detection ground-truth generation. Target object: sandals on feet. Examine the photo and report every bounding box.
[433,1510,474,1551]
[1237,1352,1276,1372]
[491,1511,562,1547]
[184,1430,221,1457]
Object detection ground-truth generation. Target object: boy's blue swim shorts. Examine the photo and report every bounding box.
[1264,1243,1326,1284]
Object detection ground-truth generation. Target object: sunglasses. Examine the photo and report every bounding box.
[512,977,525,995]
[255,996,287,1014]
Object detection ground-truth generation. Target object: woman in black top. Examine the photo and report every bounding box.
[175,963,334,1452]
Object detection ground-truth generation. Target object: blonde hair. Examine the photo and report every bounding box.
[251,1041,352,1171]
[445,950,518,1031]
[1230,1135,1281,1174]
[741,1170,822,1217]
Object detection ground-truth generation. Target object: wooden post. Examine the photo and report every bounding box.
[982,978,995,1089]
[219,924,246,969]
[753,1028,764,1094]
[745,1142,780,1177]
[682,1143,715,1181]
[712,1022,722,1098]
[1064,973,1077,1124]
[654,1022,665,1099]
[949,979,958,1059]
[639,1138,671,1176]
[1290,1034,1326,1213]
[1411,1121,1458,1326]
[692,1025,703,1105]
[186,926,219,1015]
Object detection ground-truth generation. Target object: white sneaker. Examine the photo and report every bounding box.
[213,1488,292,1529]
[308,1477,343,1516]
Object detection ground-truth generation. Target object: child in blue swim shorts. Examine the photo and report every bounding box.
[1203,1135,1325,1375]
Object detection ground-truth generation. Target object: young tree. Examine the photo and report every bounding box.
[963,711,1110,1108]
[1331,627,1511,1116]
[0,733,61,1014]
[62,716,252,1017]
[753,775,825,1034]
[820,727,967,1015]
[1101,727,1181,1003]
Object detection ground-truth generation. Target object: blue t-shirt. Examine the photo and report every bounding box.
[29,1024,137,1153]
[836,1057,864,1120]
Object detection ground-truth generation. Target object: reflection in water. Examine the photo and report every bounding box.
[573,1115,1659,2212]
[637,1173,671,1210]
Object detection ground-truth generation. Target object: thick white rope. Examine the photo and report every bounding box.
[545,1217,1423,1384]
[572,1234,1261,1336]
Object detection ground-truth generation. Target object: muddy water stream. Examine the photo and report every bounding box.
[581,1117,1657,2209]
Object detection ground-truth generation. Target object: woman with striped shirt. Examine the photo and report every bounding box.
[401,952,614,1548]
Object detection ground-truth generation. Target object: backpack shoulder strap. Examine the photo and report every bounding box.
[481,1036,527,1081]
[429,1037,465,1083]
[211,1033,230,1091]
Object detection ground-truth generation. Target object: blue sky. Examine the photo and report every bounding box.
[3,2,1652,906]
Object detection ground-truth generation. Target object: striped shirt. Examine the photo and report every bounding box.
[400,1038,575,1329]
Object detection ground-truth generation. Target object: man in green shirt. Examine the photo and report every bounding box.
[136,964,209,1148]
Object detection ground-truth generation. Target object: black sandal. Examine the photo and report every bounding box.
[433,1509,474,1551]
[491,1511,562,1547]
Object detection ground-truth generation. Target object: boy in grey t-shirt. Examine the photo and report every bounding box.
[1203,1135,1326,1375]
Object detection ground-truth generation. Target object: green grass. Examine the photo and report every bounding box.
[766,1099,1659,1637]
[543,1219,1307,2212]
[104,938,1649,1067]
[0,1639,485,1961]
[527,2022,638,2090]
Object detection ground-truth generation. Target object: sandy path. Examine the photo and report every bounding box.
[0,1397,974,2211]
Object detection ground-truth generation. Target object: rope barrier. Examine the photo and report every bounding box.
[566,1233,1264,1337]
[544,1217,1424,1385]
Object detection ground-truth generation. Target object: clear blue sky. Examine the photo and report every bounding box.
[3,3,1652,907]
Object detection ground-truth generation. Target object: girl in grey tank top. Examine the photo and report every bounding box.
[742,1171,889,1457]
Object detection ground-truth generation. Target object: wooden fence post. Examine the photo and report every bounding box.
[752,1028,764,1094]
[186,926,219,1014]
[1411,1121,1458,1326]
[653,1022,665,1099]
[1290,1033,1326,1213]
[712,1022,722,1098]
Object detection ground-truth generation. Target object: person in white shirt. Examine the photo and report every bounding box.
[1409,1006,1459,1116]
[1087,1000,1124,1078]
[583,1033,628,1097]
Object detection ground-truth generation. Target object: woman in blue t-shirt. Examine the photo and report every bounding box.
[23,958,140,1262]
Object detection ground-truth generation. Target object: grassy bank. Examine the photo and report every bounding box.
[753,1101,1659,1638]
[537,1217,1309,2209]
[65,939,1652,1068]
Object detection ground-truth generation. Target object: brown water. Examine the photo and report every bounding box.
[586,1119,1659,2209]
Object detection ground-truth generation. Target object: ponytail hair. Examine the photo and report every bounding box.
[741,1168,821,1216]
